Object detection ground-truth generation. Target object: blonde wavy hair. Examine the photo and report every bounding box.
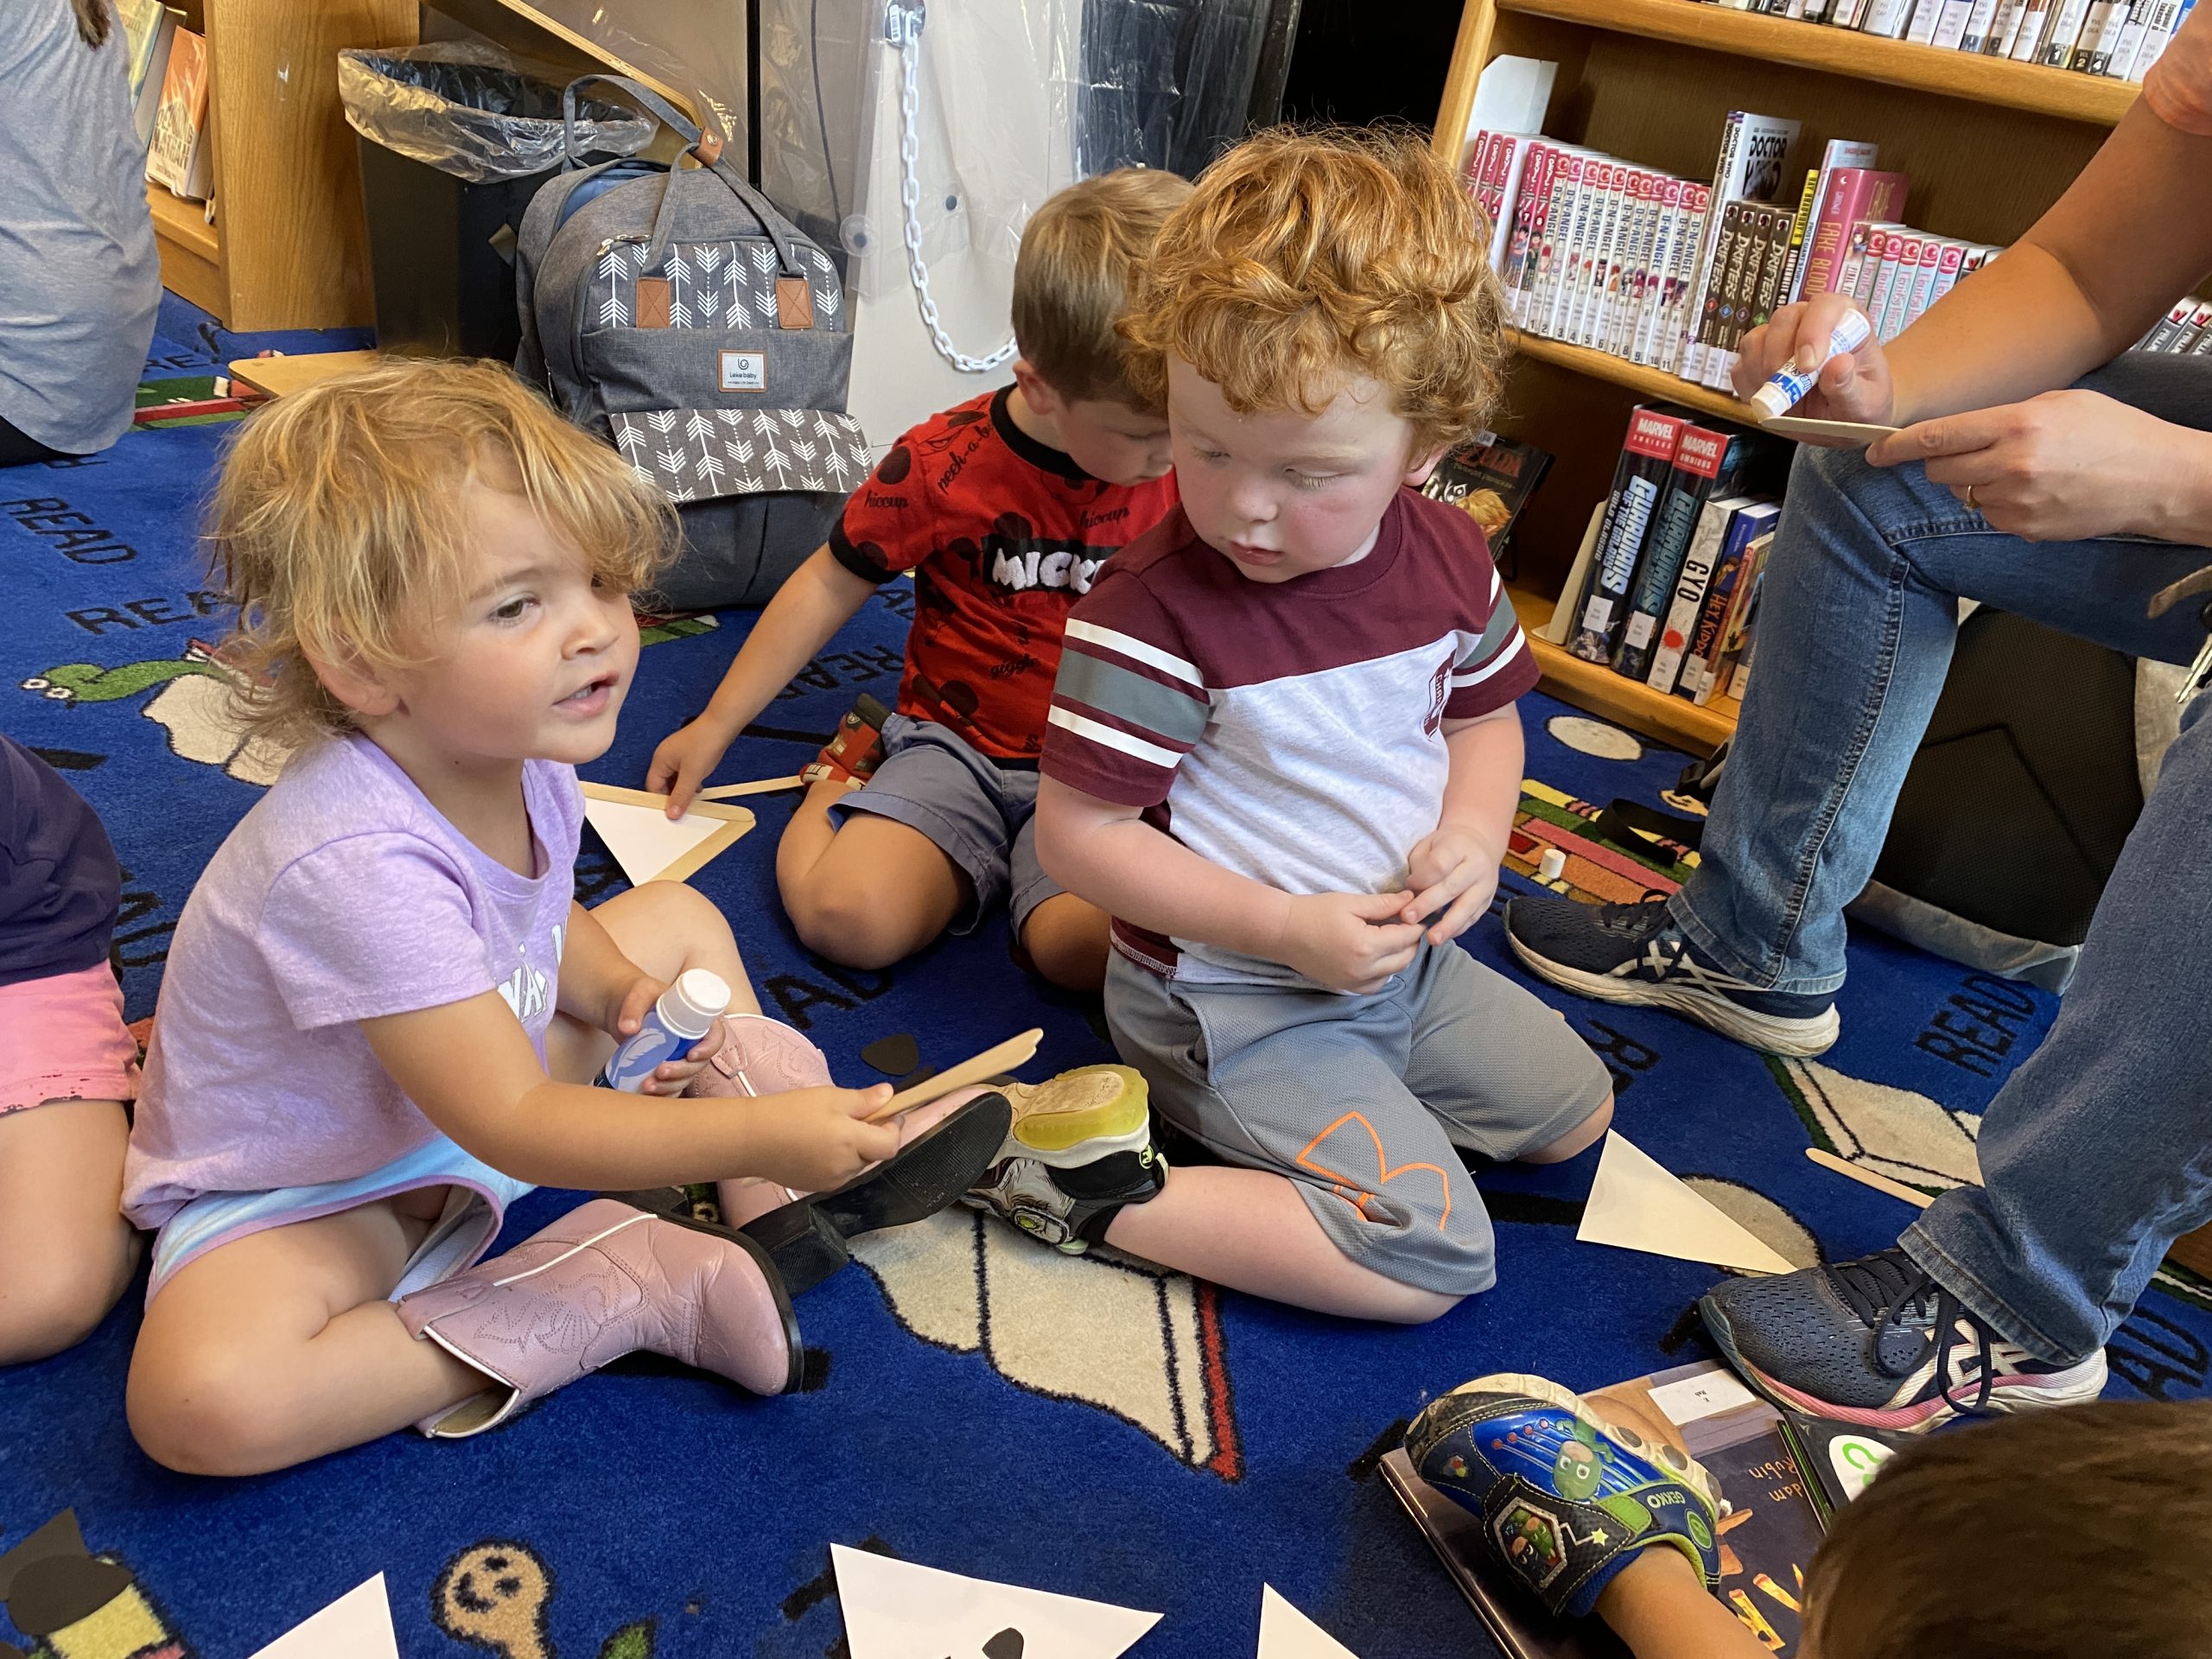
[1121,125,1509,457]
[1012,167,1193,410]
[207,358,674,752]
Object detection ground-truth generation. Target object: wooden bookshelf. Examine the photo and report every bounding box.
[148,0,415,330]
[1439,0,2124,750]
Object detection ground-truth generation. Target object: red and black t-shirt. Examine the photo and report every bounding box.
[829,387,1179,760]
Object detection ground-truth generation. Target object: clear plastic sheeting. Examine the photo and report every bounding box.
[500,0,753,160]
[759,0,1279,302]
[338,44,654,183]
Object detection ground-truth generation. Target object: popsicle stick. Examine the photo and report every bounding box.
[868,1028,1044,1122]
[697,774,808,800]
[1805,1147,1935,1209]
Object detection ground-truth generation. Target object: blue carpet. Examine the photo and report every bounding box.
[3,298,2209,1659]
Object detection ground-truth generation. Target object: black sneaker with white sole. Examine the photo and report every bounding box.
[1503,893,1840,1057]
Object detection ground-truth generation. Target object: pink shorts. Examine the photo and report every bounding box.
[0,962,140,1116]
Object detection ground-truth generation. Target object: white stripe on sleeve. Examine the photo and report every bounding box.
[1047,706,1184,767]
[1064,619,1204,686]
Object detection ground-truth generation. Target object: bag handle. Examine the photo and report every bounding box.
[560,73,808,280]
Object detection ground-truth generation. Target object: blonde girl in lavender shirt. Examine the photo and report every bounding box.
[122,360,1002,1475]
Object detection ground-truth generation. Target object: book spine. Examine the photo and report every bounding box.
[1921,237,1969,315]
[1932,0,1979,44]
[1988,0,2033,48]
[2072,0,2117,63]
[1799,167,1872,300]
[1698,533,1776,704]
[1680,503,1779,697]
[2107,0,2152,70]
[1608,171,1653,357]
[1694,201,1751,375]
[1904,0,1943,36]
[1779,166,1822,306]
[2042,0,2093,60]
[1517,148,1568,323]
[1898,233,1947,331]
[1615,426,1737,681]
[1564,162,1617,346]
[1498,143,1549,309]
[1647,496,1748,693]
[1586,164,1635,347]
[1665,185,1711,371]
[2127,0,2185,74]
[1872,231,1923,340]
[2143,298,2195,352]
[1537,155,1590,336]
[1490,136,1529,269]
[2010,0,2056,56]
[1568,410,1689,664]
[1630,178,1682,364]
[1709,205,1777,389]
[1961,0,2005,46]
[1681,112,1745,378]
[2088,0,2133,66]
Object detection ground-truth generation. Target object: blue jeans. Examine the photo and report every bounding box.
[1674,353,2212,1361]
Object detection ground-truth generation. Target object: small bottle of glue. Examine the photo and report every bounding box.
[598,969,731,1091]
[1750,308,1873,421]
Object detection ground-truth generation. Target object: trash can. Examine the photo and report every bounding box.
[340,44,653,362]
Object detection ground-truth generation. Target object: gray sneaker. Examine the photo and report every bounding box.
[962,1064,1165,1252]
[1700,1247,2107,1433]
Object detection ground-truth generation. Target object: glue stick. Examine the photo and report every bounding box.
[1749,308,1873,421]
[598,969,731,1091]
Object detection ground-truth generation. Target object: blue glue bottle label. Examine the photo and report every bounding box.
[597,968,733,1092]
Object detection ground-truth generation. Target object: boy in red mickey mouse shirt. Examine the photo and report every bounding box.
[649,168,1187,990]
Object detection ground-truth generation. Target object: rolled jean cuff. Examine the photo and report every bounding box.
[1666,886,1848,998]
[1897,1219,2091,1369]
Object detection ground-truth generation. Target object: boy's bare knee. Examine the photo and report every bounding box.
[626,880,731,943]
[1522,1094,1614,1165]
[0,1246,130,1366]
[785,880,912,971]
[1020,900,1108,992]
[1370,1285,1464,1325]
[126,1347,290,1477]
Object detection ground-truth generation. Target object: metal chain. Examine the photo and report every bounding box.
[887,1,1017,373]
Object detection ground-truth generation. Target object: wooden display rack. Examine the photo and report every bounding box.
[149,0,415,330]
[1433,0,2130,753]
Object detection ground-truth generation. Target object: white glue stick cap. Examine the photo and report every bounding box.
[1749,381,1795,422]
[1537,847,1569,882]
[662,969,734,1039]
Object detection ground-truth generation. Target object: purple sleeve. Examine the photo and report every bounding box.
[258,835,500,1031]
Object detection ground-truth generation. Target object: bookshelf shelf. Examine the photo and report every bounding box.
[1507,585,1744,755]
[1511,332,1755,423]
[1440,0,2116,749]
[1487,0,2138,130]
[147,0,415,330]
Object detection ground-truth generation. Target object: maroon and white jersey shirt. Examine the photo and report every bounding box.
[1041,489,1538,987]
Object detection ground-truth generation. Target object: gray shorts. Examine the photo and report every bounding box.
[827,714,1063,938]
[1105,942,1612,1296]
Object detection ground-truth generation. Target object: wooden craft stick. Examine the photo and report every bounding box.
[868,1028,1044,1122]
[696,774,808,800]
[1805,1147,1935,1209]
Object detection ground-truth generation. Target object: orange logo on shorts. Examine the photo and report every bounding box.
[1294,1111,1454,1230]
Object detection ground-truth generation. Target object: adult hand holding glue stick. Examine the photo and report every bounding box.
[1732,171,2212,549]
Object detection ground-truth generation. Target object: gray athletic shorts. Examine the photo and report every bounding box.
[827,714,1064,938]
[1105,941,1611,1296]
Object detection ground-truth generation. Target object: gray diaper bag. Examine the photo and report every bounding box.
[514,75,868,608]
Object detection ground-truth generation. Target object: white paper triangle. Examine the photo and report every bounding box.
[1576,1131,1794,1274]
[1258,1586,1361,1657]
[831,1544,1161,1659]
[582,794,725,886]
[248,1574,398,1659]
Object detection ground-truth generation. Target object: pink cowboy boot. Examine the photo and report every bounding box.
[395,1197,800,1438]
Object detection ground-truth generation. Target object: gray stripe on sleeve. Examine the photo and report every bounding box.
[1458,599,1520,669]
[1056,651,1211,747]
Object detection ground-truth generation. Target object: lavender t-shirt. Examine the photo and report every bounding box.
[123,735,582,1229]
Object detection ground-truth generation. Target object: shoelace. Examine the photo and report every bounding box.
[1826,1250,1997,1418]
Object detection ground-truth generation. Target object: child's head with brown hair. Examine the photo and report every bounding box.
[208,357,673,765]
[1122,124,1509,583]
[1802,1400,2212,1659]
[1008,166,1193,485]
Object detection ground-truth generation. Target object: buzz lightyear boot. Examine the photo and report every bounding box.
[396,1198,801,1438]
[1404,1374,1725,1618]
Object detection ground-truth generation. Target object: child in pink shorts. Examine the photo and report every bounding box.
[0,734,141,1363]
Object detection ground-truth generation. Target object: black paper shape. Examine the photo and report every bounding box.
[861,1033,921,1077]
[7,1557,136,1637]
[982,1631,1025,1659]
[0,1513,85,1601]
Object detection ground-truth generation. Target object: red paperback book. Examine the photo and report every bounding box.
[1796,168,1909,302]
